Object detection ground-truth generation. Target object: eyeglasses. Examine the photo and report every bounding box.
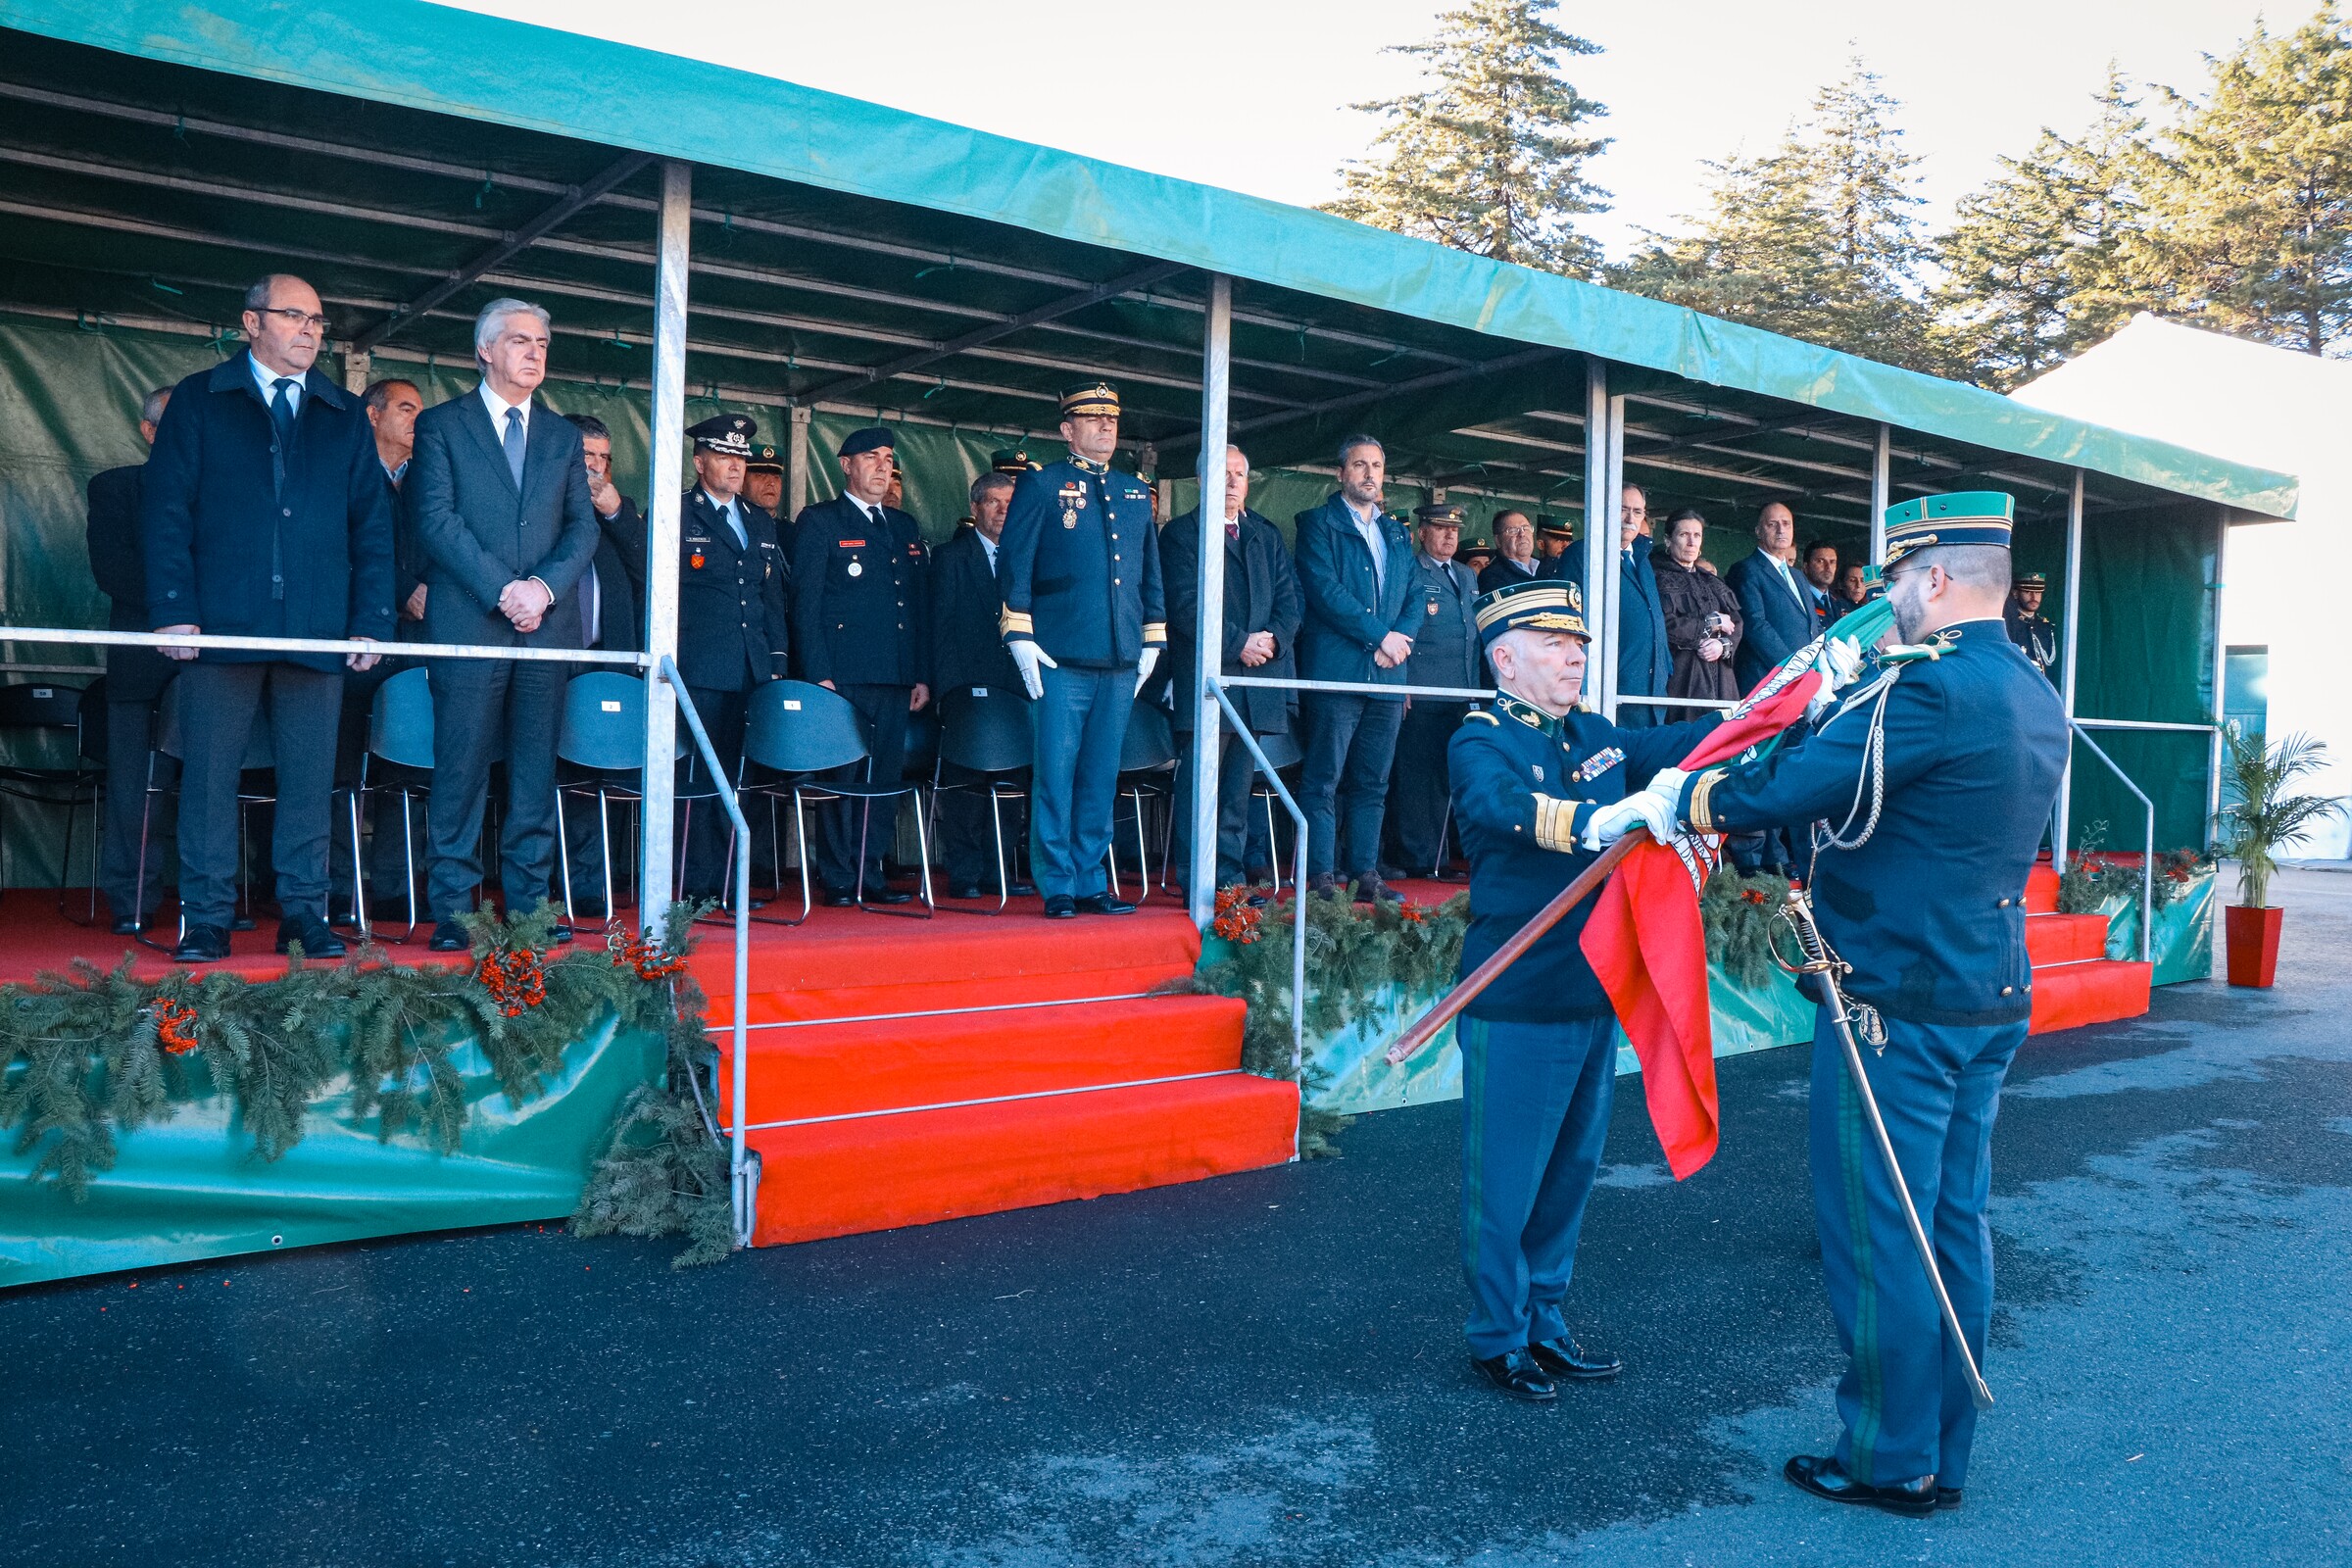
[254,306,329,332]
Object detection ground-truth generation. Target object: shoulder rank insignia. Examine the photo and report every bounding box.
[1573,746,1625,784]
[1463,710,1500,726]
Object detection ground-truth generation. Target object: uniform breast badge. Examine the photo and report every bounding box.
[1573,747,1625,784]
[847,561,862,576]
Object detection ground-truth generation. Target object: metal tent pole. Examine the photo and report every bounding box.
[639,159,691,929]
[1598,392,1626,717]
[1187,274,1233,927]
[2207,506,2231,845]
[787,404,812,520]
[1870,423,1891,563]
[1582,361,1609,685]
[2054,469,2085,863]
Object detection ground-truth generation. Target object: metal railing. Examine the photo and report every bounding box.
[2068,720,2154,963]
[0,625,759,1243]
[1205,675,1306,1158]
[1214,674,1734,712]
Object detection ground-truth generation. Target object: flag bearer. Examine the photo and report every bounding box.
[1446,580,1718,1401]
[1652,493,2069,1514]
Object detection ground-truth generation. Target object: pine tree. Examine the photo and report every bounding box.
[1611,58,1940,370]
[1932,71,2155,388]
[2133,3,2352,355]
[1325,0,1612,276]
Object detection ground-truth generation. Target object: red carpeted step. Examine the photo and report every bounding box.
[748,1071,1298,1246]
[684,905,1200,1003]
[719,994,1248,1122]
[709,961,1194,1029]
[2028,959,2151,1034]
[2026,911,2111,966]
[2025,862,2061,914]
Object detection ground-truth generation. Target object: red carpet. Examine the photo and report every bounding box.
[2023,857,2152,1036]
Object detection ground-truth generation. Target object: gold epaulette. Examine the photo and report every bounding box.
[1463,710,1500,726]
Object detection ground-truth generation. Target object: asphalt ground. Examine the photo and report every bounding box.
[3,869,2346,1568]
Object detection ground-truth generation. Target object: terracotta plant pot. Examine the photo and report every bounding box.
[2225,904,2283,988]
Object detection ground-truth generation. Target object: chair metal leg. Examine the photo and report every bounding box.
[555,788,575,924]
[351,787,370,941]
[1131,786,1152,906]
[400,792,422,938]
[598,789,617,923]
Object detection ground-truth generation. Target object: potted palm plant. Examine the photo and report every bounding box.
[2212,724,2346,987]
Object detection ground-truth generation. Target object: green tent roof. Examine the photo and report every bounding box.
[0,0,2299,521]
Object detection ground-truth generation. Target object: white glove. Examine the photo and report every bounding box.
[1135,645,1160,696]
[1007,638,1056,701]
[1644,766,1689,803]
[1806,635,1865,722]
[1580,788,1677,852]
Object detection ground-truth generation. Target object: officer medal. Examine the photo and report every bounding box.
[689,551,704,569]
[848,561,862,577]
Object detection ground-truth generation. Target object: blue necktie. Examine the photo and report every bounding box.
[269,377,298,447]
[503,406,526,488]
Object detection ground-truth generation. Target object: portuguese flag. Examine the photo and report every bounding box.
[1580,597,1894,1179]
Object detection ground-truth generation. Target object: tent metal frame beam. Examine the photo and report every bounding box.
[0,81,1473,371]
[1219,346,1559,441]
[351,150,654,353]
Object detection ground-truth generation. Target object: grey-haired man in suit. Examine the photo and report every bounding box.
[408,297,600,951]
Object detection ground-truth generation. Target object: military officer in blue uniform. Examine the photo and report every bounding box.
[1646,493,2069,1514]
[1447,579,1722,1401]
[791,425,931,905]
[675,414,792,901]
[998,382,1165,918]
[1384,502,1483,879]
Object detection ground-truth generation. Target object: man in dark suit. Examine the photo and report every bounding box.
[408,296,600,952]
[1478,510,1543,594]
[1801,540,1843,633]
[1728,500,1816,693]
[1385,503,1483,879]
[790,425,928,904]
[1592,484,1673,728]
[1724,499,1817,873]
[1165,444,1302,895]
[143,273,395,962]
[86,385,174,934]
[929,468,1032,898]
[674,414,792,902]
[1295,434,1417,901]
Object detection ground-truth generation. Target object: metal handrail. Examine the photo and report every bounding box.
[2074,716,2216,734]
[2069,721,2154,963]
[1215,674,1734,712]
[1205,676,1306,1160]
[659,654,755,1248]
[0,625,653,665]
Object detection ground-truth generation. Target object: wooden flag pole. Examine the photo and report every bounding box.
[1384,833,1645,1066]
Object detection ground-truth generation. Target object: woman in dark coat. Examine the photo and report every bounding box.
[1652,508,1743,704]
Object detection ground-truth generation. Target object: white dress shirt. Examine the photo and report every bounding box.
[249,353,303,416]
[1347,496,1389,593]
[478,379,530,443]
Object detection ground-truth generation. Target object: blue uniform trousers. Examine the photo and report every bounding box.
[1458,1012,1617,1359]
[1810,1005,2025,1489]
[1030,662,1133,900]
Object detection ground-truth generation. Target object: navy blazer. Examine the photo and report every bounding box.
[1679,619,2069,1027]
[1294,492,1418,686]
[1451,695,1722,1022]
[88,463,173,703]
[408,389,599,649]
[790,493,928,688]
[1556,536,1674,718]
[1161,507,1303,736]
[928,524,1022,697]
[1727,549,1816,691]
[140,352,395,672]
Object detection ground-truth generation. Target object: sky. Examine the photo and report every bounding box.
[442,0,2287,261]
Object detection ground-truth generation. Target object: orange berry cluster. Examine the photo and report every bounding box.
[474,948,548,1017]
[1396,902,1430,924]
[604,923,688,982]
[153,998,201,1055]
[1210,885,1262,946]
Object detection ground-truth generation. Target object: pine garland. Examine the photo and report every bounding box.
[0,904,690,1202]
[1700,866,1796,989]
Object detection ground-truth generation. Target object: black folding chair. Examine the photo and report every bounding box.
[1249,729,1304,891]
[739,680,933,923]
[1106,699,1177,905]
[928,684,1034,913]
[0,678,104,921]
[351,666,435,941]
[554,671,669,925]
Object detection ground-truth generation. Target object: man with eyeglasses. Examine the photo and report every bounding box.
[142,273,395,962]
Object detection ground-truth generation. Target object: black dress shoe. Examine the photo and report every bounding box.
[427,919,471,954]
[275,914,347,959]
[821,889,858,908]
[1936,1486,1964,1511]
[948,883,989,900]
[1470,1348,1557,1403]
[1528,1335,1621,1382]
[1007,881,1037,898]
[172,924,230,963]
[1355,874,1403,905]
[548,924,575,946]
[1043,896,1078,919]
[864,886,914,906]
[1306,872,1341,898]
[230,914,257,932]
[112,915,144,937]
[1783,1454,1937,1518]
[1073,893,1136,915]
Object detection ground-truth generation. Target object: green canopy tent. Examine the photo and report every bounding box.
[0,0,2297,905]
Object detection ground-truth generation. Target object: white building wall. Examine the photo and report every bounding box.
[2016,315,2352,859]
